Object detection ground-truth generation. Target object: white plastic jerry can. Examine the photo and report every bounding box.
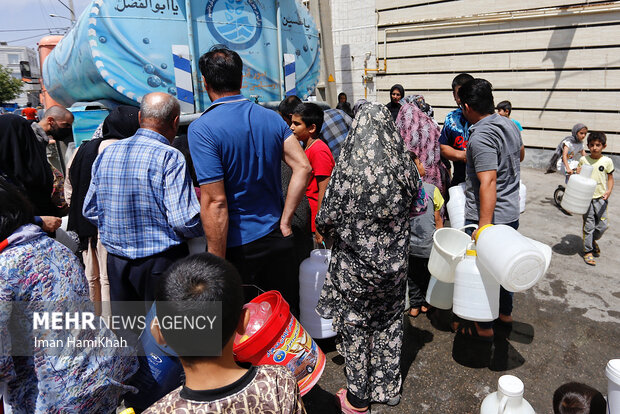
[561,163,597,214]
[480,375,535,414]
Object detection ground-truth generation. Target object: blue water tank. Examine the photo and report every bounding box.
[43,0,320,113]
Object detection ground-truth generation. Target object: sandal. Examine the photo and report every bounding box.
[593,241,600,257]
[584,253,596,266]
[336,389,369,414]
[457,321,494,342]
[408,307,421,318]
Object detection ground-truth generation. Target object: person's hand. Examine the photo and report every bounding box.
[314,231,324,246]
[461,149,467,162]
[603,191,611,201]
[48,139,56,145]
[40,216,61,232]
[575,166,581,174]
[280,222,293,237]
[566,168,573,175]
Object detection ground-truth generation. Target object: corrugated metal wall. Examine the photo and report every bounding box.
[375,1,620,153]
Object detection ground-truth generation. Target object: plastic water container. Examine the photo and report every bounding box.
[453,245,499,322]
[607,359,620,414]
[475,225,547,292]
[428,225,476,283]
[480,375,535,414]
[519,181,526,213]
[425,276,454,310]
[561,164,597,214]
[235,301,273,344]
[299,249,336,339]
[447,182,466,228]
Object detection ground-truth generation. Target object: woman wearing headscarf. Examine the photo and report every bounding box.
[386,84,405,121]
[0,114,56,216]
[316,103,423,412]
[0,177,138,413]
[66,105,140,316]
[397,95,449,197]
[547,123,588,177]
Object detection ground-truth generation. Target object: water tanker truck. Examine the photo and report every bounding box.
[42,0,321,145]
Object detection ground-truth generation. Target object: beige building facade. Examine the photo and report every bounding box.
[331,0,620,153]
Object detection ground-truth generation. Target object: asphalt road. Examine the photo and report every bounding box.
[303,166,619,413]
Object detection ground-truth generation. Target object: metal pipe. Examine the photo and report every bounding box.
[185,0,202,111]
[276,1,284,100]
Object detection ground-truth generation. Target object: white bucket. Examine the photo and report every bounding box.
[428,225,476,283]
[453,247,499,322]
[475,225,547,292]
[606,359,620,414]
[425,276,454,310]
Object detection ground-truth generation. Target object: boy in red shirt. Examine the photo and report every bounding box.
[290,103,334,245]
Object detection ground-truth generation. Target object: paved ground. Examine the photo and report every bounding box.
[302,166,620,413]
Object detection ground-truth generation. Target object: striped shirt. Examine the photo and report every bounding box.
[83,128,202,259]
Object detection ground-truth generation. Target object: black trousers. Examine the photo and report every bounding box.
[107,243,189,315]
[226,228,300,318]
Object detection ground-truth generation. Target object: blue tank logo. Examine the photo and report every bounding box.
[206,0,262,50]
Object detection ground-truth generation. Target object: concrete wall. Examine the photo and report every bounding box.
[373,0,620,153]
[330,0,377,104]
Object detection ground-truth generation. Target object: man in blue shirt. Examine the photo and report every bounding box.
[439,73,474,187]
[84,92,202,306]
[188,48,311,316]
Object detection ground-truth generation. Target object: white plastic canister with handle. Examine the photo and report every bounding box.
[475,225,546,292]
[453,245,500,322]
[447,182,466,228]
[480,375,535,414]
[299,249,336,339]
[561,164,597,214]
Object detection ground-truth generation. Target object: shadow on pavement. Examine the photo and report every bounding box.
[302,384,340,413]
[552,234,582,256]
[426,308,454,332]
[401,316,434,380]
[452,320,533,371]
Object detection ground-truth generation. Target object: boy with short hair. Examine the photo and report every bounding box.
[290,103,334,245]
[578,132,614,266]
[145,253,305,413]
[496,100,523,131]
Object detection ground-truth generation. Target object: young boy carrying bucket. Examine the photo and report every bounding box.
[144,253,306,413]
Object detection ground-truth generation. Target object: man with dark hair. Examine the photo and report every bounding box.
[439,73,474,187]
[84,92,202,307]
[456,78,525,339]
[278,95,302,125]
[145,253,305,413]
[188,48,311,316]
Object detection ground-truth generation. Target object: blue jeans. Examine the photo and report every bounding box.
[464,219,518,328]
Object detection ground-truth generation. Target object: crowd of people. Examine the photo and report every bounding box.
[0,46,613,412]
